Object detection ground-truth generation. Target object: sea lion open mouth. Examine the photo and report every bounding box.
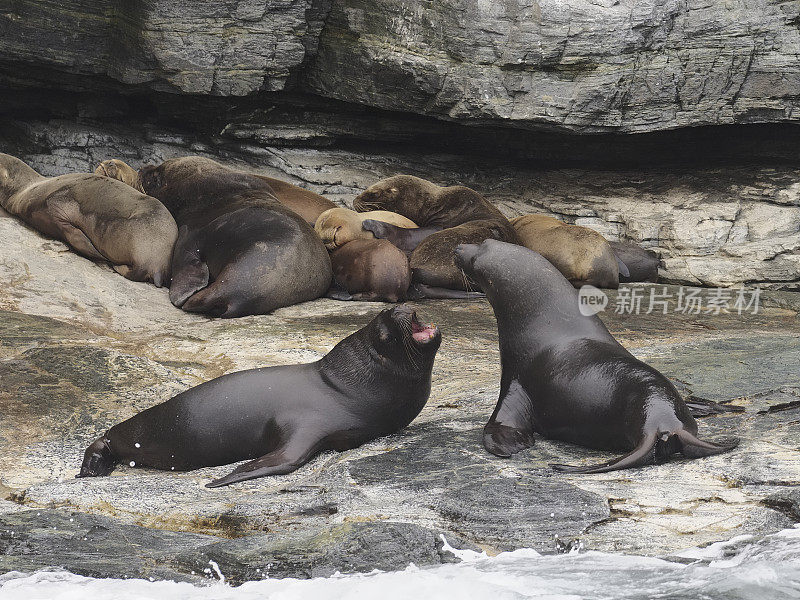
[410,311,438,343]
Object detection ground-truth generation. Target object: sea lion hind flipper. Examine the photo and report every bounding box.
[206,441,317,488]
[407,283,485,300]
[676,430,739,458]
[550,432,660,474]
[684,396,745,418]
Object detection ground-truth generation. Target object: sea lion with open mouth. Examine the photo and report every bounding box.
[77,305,441,487]
[454,239,738,473]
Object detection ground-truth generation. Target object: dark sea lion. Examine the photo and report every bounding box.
[610,241,660,283]
[137,156,332,317]
[329,239,411,302]
[315,207,417,251]
[2,153,176,286]
[510,214,622,289]
[96,159,336,225]
[353,175,519,293]
[454,239,737,473]
[77,306,441,488]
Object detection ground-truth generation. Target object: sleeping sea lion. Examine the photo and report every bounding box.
[315,207,417,251]
[3,153,176,286]
[510,214,622,289]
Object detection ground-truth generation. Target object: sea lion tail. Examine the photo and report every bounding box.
[551,429,739,474]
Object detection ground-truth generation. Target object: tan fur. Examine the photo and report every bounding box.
[510,214,619,289]
[95,159,143,192]
[315,207,417,250]
[1,154,177,286]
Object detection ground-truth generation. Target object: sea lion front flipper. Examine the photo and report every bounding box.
[169,232,209,307]
[483,380,536,457]
[205,439,318,488]
[615,254,630,278]
[362,220,440,253]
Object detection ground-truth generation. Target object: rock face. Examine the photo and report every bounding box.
[0,0,331,95]
[1,212,799,581]
[306,0,800,132]
[2,1,799,131]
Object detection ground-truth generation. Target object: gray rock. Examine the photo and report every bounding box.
[305,0,800,132]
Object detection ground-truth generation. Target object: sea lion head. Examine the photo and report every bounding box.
[367,305,441,372]
[0,153,41,202]
[94,159,144,192]
[137,163,166,197]
[315,207,365,250]
[352,175,434,224]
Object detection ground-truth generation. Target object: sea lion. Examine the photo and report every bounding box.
[610,241,660,283]
[329,239,411,302]
[510,214,623,289]
[353,175,519,292]
[137,156,332,317]
[2,153,176,286]
[315,207,417,251]
[454,239,738,472]
[96,158,336,225]
[77,306,441,488]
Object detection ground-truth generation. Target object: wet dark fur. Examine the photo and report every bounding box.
[455,240,737,473]
[138,157,331,317]
[78,306,441,487]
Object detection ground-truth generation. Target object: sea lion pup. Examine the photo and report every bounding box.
[315,207,418,251]
[454,239,738,473]
[510,214,624,289]
[353,175,519,294]
[137,156,332,317]
[610,241,660,283]
[2,153,176,286]
[77,306,441,488]
[329,239,411,302]
[96,158,336,225]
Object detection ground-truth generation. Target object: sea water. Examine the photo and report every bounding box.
[2,528,799,600]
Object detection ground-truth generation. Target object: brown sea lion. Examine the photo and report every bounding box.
[3,153,176,286]
[135,156,332,318]
[78,306,441,488]
[353,175,519,292]
[96,159,336,225]
[510,215,622,289]
[328,239,411,302]
[315,207,418,251]
[454,240,738,472]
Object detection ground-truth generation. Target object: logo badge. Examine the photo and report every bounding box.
[578,285,608,316]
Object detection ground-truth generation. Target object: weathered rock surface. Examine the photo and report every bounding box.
[2,1,800,132]
[1,209,799,580]
[306,0,800,132]
[0,0,331,95]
